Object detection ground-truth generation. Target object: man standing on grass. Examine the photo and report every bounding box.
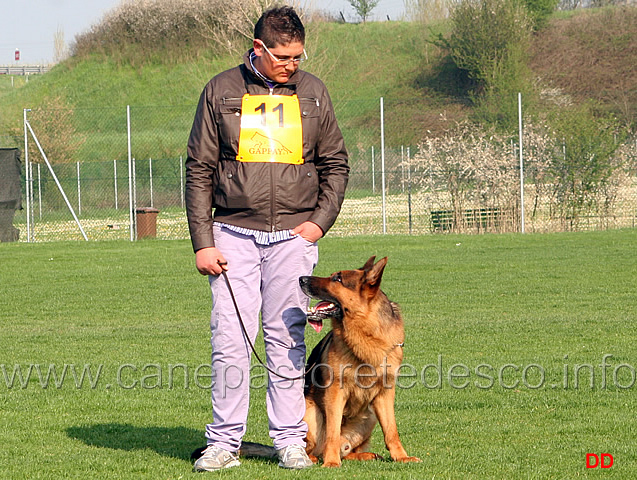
[185,5,349,472]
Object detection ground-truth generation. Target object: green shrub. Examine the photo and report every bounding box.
[444,0,532,88]
[547,105,627,227]
[435,0,534,131]
[524,0,559,29]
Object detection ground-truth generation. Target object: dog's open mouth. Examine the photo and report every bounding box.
[306,301,341,333]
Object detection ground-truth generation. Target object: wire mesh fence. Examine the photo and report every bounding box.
[5,98,637,242]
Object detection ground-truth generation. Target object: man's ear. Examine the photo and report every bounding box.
[253,39,264,56]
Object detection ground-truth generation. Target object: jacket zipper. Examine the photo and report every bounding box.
[269,85,276,232]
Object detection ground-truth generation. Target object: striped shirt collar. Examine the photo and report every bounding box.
[249,51,276,89]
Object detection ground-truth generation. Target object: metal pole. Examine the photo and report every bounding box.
[180,156,184,209]
[29,161,34,233]
[37,163,42,220]
[25,120,88,241]
[380,97,387,234]
[77,161,81,216]
[133,157,137,240]
[114,159,118,210]
[149,157,154,208]
[401,145,405,193]
[518,92,525,234]
[127,106,134,241]
[407,146,412,235]
[23,108,31,242]
[371,146,375,194]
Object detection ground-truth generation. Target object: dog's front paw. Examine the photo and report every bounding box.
[322,460,342,468]
[395,455,422,463]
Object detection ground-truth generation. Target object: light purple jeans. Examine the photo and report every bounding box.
[205,224,318,452]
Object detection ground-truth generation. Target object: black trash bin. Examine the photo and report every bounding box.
[0,148,22,242]
[136,207,159,239]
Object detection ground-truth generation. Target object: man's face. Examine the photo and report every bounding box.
[253,39,305,84]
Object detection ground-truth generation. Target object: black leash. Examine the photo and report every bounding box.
[219,263,306,382]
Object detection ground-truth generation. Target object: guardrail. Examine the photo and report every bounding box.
[0,65,51,75]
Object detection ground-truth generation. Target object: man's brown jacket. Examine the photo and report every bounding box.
[185,50,349,252]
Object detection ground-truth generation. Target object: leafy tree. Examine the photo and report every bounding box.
[524,0,559,29]
[348,0,381,23]
[548,106,626,228]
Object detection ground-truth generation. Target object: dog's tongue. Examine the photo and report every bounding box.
[306,301,336,333]
[308,318,323,333]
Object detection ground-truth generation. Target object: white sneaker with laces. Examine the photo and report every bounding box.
[276,444,314,469]
[193,444,241,472]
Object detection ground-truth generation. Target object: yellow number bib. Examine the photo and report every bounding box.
[236,94,304,165]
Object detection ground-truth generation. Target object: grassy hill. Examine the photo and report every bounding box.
[0,6,635,153]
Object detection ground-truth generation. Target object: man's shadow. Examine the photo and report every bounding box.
[66,423,202,461]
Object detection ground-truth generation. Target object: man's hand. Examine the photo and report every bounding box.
[293,221,323,243]
[195,247,228,276]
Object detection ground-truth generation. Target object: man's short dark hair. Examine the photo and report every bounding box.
[254,6,305,48]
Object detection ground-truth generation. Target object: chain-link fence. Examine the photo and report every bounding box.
[5,98,637,242]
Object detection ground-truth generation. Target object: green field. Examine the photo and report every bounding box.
[1,230,636,478]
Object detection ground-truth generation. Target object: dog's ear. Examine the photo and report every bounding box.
[362,256,377,272]
[364,256,387,295]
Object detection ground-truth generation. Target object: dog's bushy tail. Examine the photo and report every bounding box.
[191,441,277,461]
[239,441,277,458]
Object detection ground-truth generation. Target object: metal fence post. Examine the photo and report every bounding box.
[37,163,42,220]
[24,119,88,241]
[133,157,137,238]
[149,157,154,208]
[114,159,118,210]
[407,146,412,235]
[518,92,525,234]
[77,161,82,216]
[127,105,134,241]
[380,97,386,234]
[23,108,31,242]
[371,146,375,194]
[29,161,34,235]
[180,155,184,209]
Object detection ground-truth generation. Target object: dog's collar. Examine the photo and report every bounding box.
[395,342,405,348]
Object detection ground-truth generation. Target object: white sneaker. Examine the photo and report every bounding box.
[276,444,314,469]
[193,444,240,472]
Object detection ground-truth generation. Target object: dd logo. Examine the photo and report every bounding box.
[586,453,614,469]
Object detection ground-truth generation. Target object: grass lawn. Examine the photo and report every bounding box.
[1,230,636,479]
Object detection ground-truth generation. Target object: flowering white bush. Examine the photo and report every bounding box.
[411,122,519,231]
[411,120,634,232]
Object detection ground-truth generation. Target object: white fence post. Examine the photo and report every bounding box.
[132,157,137,239]
[180,155,185,209]
[380,97,387,234]
[77,161,81,216]
[37,163,42,220]
[149,157,154,208]
[114,159,118,210]
[518,92,525,234]
[24,119,88,241]
[23,108,31,242]
[127,105,134,241]
[371,146,375,194]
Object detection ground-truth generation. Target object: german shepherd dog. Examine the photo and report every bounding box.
[299,256,420,467]
[192,256,420,467]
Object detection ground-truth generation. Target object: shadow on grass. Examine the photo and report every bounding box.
[66,423,203,461]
